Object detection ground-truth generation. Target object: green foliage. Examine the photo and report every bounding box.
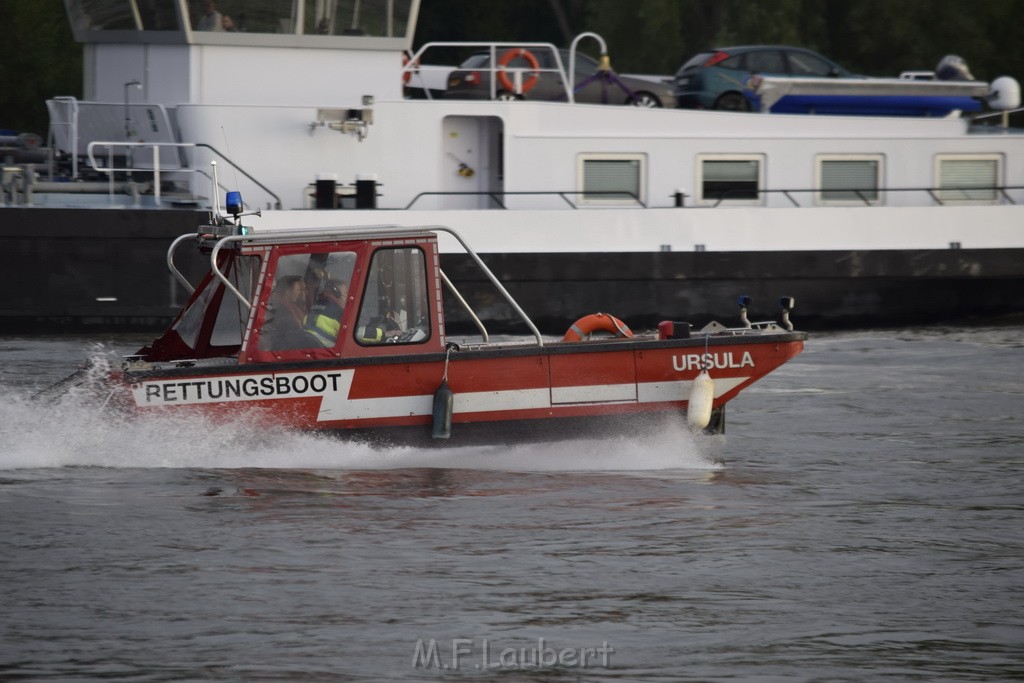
[0,0,81,136]
[416,0,1024,80]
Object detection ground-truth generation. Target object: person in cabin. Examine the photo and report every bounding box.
[270,276,308,329]
[358,297,403,344]
[196,0,224,31]
[260,275,310,350]
[221,14,238,31]
[304,279,349,346]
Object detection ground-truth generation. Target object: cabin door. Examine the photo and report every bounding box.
[441,116,503,210]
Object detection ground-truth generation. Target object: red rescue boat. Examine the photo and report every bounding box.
[63,196,805,445]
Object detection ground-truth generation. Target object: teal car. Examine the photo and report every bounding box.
[673,45,856,111]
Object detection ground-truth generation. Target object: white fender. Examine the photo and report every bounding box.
[687,369,714,430]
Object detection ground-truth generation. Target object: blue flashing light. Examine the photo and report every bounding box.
[225,191,243,216]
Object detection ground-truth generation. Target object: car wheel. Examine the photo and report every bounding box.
[629,92,662,108]
[496,90,522,101]
[713,92,750,111]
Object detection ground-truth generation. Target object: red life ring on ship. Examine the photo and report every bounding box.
[497,48,540,94]
[563,313,634,342]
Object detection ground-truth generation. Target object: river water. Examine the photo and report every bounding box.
[1,327,1022,681]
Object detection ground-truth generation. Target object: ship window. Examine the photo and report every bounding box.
[935,155,1002,203]
[189,0,299,34]
[187,0,413,36]
[578,154,645,205]
[303,0,414,36]
[258,250,357,351]
[697,155,764,205]
[816,155,883,204]
[65,0,414,41]
[66,0,181,31]
[356,247,431,345]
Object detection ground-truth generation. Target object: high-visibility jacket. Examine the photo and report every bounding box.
[303,297,344,345]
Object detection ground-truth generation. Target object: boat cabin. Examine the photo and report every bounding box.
[139,224,452,365]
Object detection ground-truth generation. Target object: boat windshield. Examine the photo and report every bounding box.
[174,254,261,350]
[356,247,431,345]
[136,252,260,361]
[258,249,357,352]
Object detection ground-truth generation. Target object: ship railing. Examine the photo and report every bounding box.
[404,190,645,210]
[970,106,1024,130]
[403,187,1020,210]
[707,185,1023,208]
[85,141,281,210]
[46,98,180,180]
[406,40,582,103]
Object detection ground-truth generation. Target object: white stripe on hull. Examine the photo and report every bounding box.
[132,370,752,423]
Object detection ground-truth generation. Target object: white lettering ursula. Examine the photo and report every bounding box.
[672,351,754,372]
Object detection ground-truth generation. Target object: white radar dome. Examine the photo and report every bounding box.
[989,76,1021,110]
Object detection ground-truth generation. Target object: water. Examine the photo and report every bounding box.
[1,328,1022,681]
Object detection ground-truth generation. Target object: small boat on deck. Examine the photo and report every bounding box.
[64,192,805,444]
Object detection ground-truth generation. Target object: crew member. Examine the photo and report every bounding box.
[358,296,403,343]
[270,276,307,329]
[304,279,348,346]
[196,0,224,31]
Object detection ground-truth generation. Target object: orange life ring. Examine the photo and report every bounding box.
[563,313,634,342]
[497,48,540,94]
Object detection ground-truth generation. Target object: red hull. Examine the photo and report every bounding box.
[122,335,803,437]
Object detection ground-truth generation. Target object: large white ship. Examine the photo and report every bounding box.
[1,0,1021,331]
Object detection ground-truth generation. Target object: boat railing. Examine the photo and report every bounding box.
[404,190,645,210]
[84,141,281,210]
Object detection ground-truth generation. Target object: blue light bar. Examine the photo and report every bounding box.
[225,191,243,216]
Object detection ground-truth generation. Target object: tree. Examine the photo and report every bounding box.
[0,0,81,136]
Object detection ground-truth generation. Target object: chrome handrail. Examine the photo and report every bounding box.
[166,233,198,294]
[439,268,489,342]
[85,141,282,210]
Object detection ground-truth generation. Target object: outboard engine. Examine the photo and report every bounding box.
[935,54,974,81]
